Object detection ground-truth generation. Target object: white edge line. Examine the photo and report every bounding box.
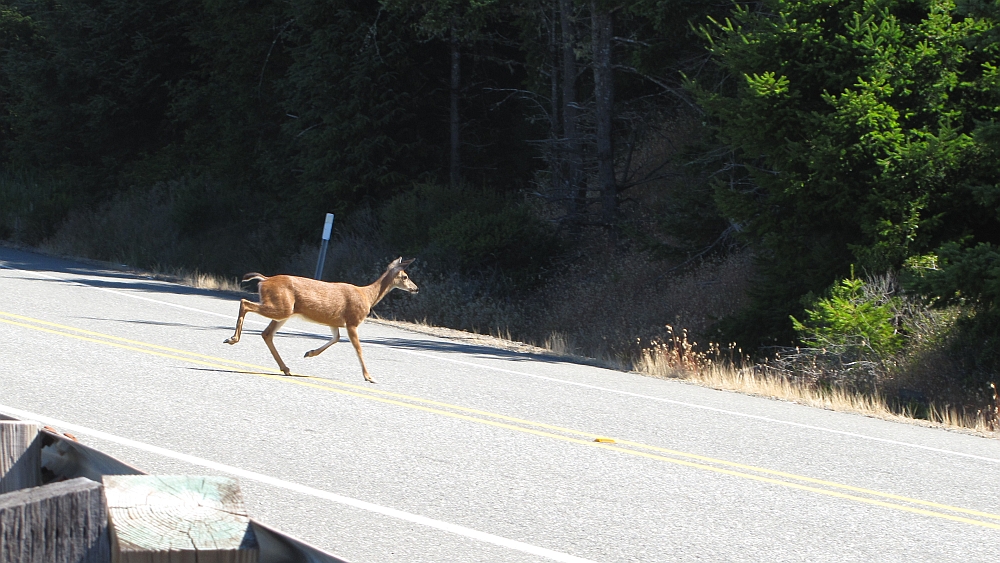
[390,350,1000,465]
[3,260,1000,466]
[0,404,598,563]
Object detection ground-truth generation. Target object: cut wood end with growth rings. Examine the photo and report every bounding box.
[103,474,259,563]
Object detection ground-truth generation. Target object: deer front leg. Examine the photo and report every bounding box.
[304,327,340,358]
[346,326,375,383]
[223,299,257,345]
[261,319,291,376]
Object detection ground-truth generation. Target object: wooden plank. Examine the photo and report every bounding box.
[103,475,259,563]
[0,476,110,563]
[0,421,40,493]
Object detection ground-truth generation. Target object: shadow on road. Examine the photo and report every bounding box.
[4,245,604,371]
[0,246,244,301]
[71,316,234,332]
[39,275,240,300]
[185,367,311,378]
[365,336,599,368]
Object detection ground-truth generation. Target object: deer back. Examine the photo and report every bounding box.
[259,276,370,327]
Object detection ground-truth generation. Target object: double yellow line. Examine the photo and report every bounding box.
[2,309,999,530]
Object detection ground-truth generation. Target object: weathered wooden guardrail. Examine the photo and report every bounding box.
[0,421,41,493]
[0,416,350,563]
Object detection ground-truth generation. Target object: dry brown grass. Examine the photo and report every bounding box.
[632,332,999,436]
[165,268,243,292]
[38,179,299,277]
[535,245,755,359]
[543,332,575,356]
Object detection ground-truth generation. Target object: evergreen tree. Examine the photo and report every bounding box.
[693,0,1000,351]
[2,0,197,195]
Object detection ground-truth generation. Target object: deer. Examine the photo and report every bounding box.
[223,257,418,383]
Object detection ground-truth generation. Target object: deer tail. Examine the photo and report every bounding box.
[241,272,268,283]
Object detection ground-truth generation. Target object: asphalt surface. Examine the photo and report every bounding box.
[2,245,1000,562]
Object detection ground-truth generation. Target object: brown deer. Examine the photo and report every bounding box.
[224,257,418,383]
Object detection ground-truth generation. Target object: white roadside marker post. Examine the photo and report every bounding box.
[314,213,334,280]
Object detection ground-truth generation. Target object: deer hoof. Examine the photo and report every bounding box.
[224,337,238,345]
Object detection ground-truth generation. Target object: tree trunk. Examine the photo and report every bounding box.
[549,2,561,195]
[591,1,615,231]
[450,25,461,188]
[560,0,584,226]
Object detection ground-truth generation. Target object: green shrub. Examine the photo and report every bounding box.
[947,309,1000,389]
[42,184,179,268]
[380,183,561,286]
[791,268,904,361]
[904,243,1000,387]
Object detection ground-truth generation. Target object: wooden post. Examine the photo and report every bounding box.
[0,421,41,493]
[0,477,110,563]
[103,475,259,563]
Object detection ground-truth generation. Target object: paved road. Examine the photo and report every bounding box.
[2,245,1000,562]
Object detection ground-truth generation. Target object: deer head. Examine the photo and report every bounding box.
[387,257,419,294]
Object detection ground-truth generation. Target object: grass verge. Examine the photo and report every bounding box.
[633,338,999,437]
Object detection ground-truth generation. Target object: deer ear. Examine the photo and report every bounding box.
[400,258,415,269]
[389,257,403,268]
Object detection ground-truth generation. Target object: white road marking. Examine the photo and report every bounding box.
[0,404,598,563]
[3,260,1000,465]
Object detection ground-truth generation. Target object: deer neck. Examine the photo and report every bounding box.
[361,270,396,309]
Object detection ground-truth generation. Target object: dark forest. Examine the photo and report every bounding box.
[2,0,999,421]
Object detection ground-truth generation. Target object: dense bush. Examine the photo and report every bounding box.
[791,270,905,362]
[906,241,1000,387]
[380,183,561,286]
[0,170,71,244]
[781,270,966,399]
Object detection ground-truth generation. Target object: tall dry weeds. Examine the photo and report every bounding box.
[39,178,301,276]
[536,246,755,359]
[632,324,999,435]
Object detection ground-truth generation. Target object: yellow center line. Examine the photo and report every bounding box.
[0,310,267,370]
[3,310,999,530]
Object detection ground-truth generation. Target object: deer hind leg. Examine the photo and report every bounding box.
[261,319,292,376]
[224,299,260,345]
[304,327,340,358]
[346,326,374,383]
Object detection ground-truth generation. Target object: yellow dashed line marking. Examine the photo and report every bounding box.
[2,309,999,530]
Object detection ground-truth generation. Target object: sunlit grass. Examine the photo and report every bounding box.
[631,333,998,435]
[169,269,243,292]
